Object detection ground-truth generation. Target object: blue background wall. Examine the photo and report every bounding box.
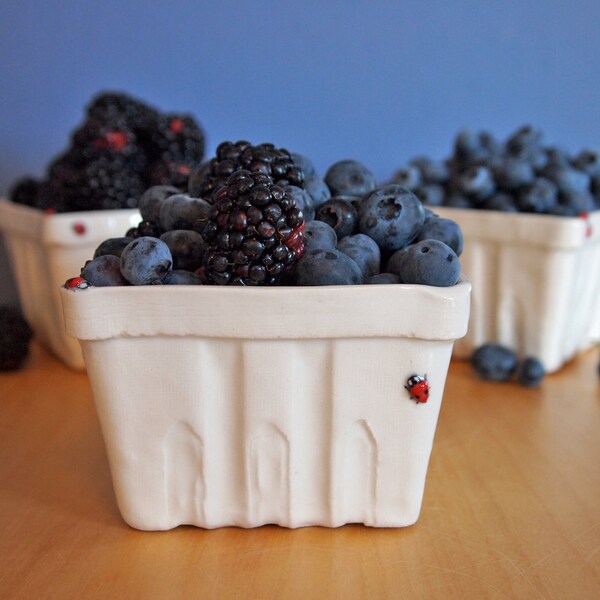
[2,0,600,303]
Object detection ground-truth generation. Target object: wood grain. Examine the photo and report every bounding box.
[0,342,599,599]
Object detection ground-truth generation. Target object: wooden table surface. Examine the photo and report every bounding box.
[0,342,599,600]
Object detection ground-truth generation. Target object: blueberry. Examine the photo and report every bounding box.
[292,248,363,286]
[159,230,206,271]
[493,158,535,191]
[187,161,212,198]
[163,270,204,285]
[291,152,317,178]
[304,176,331,208]
[337,233,381,279]
[159,194,212,231]
[410,157,449,184]
[392,239,461,287]
[81,255,129,286]
[414,184,445,207]
[453,129,490,164]
[93,236,135,259]
[392,165,422,190]
[516,357,545,387]
[324,160,376,197]
[415,217,464,256]
[458,166,495,201]
[139,185,180,224]
[443,193,473,209]
[315,197,358,239]
[557,190,596,215]
[572,149,600,176]
[121,236,173,285]
[471,344,518,382]
[359,185,426,252]
[484,193,519,212]
[518,178,558,213]
[366,272,401,284]
[506,125,543,159]
[303,220,338,251]
[285,185,315,221]
[543,165,591,195]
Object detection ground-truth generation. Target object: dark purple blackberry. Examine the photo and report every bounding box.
[85,91,160,134]
[0,306,33,371]
[9,177,41,207]
[125,219,162,239]
[196,141,305,201]
[200,170,305,285]
[64,156,146,211]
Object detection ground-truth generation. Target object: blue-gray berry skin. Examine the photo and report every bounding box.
[572,149,600,177]
[304,176,331,208]
[516,357,545,387]
[481,193,519,212]
[414,184,445,207]
[359,185,426,252]
[410,157,449,184]
[187,160,212,197]
[315,197,358,239]
[292,248,363,286]
[506,125,543,159]
[367,272,401,284]
[159,194,212,231]
[458,166,495,201]
[163,270,204,285]
[493,158,535,191]
[139,185,180,224]
[385,247,409,277]
[159,230,206,271]
[556,190,596,215]
[444,193,473,209]
[121,237,173,285]
[81,255,129,286]
[543,165,591,195]
[337,233,381,279]
[291,152,317,178]
[324,160,376,197]
[285,185,315,222]
[471,344,518,382]
[304,220,338,251]
[415,217,464,256]
[93,236,135,259]
[396,239,461,286]
[518,178,558,213]
[392,165,422,190]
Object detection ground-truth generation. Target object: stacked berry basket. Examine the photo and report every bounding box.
[392,126,600,372]
[0,92,205,369]
[60,140,471,529]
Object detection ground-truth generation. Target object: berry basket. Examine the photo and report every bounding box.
[0,199,141,370]
[60,280,470,530]
[435,207,600,372]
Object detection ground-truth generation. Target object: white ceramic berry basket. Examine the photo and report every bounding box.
[435,207,600,372]
[60,280,470,530]
[0,199,141,370]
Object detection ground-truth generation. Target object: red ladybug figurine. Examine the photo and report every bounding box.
[64,276,91,290]
[405,374,429,403]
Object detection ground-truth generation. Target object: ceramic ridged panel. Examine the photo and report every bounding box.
[436,208,600,372]
[82,336,453,530]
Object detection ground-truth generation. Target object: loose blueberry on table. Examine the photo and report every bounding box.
[471,343,546,387]
[0,307,33,371]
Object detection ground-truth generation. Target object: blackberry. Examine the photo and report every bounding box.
[196,141,305,200]
[0,306,33,371]
[85,91,160,134]
[201,170,305,285]
[145,113,205,187]
[126,219,162,239]
[9,177,41,207]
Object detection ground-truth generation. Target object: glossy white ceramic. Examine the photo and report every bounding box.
[0,199,141,370]
[434,207,600,372]
[61,280,471,530]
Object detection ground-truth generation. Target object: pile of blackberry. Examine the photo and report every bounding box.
[201,170,305,285]
[0,306,33,371]
[9,91,205,212]
[190,140,305,200]
[392,125,600,215]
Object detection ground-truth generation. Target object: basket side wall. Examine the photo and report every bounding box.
[82,335,454,530]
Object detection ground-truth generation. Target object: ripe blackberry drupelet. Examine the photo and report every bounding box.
[196,141,305,200]
[201,170,305,285]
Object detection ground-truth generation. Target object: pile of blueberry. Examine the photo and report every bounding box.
[9,92,205,212]
[392,125,600,215]
[72,140,464,288]
[471,343,545,387]
[0,306,33,371]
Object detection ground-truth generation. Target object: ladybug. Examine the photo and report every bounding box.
[64,276,92,290]
[404,374,429,403]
